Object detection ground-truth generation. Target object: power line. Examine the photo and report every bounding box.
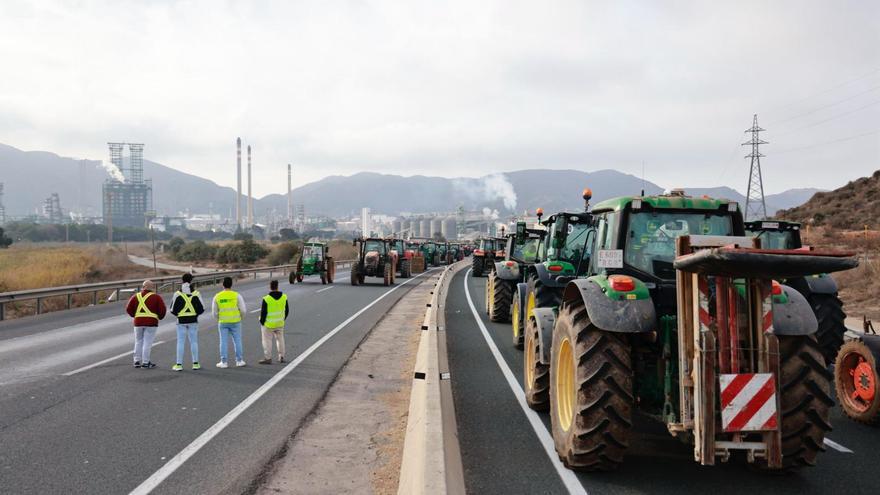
[766,67,880,114]
[768,84,880,125]
[774,128,880,155]
[775,98,880,136]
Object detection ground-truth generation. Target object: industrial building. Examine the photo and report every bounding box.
[102,142,153,228]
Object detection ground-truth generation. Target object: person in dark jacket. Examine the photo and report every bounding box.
[169,273,206,371]
[258,279,289,364]
[125,279,167,369]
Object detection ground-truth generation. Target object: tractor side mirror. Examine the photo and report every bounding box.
[515,222,527,245]
[552,217,568,249]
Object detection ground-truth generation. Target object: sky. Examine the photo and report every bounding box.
[0,0,878,198]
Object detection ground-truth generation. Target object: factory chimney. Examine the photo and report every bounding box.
[236,137,242,229]
[287,164,292,224]
[247,145,253,228]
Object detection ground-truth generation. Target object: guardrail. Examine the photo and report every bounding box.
[0,259,355,321]
[398,261,466,495]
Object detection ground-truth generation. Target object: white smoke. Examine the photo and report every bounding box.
[454,173,518,212]
[481,207,500,220]
[102,160,126,182]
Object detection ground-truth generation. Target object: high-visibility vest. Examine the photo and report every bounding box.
[175,291,200,317]
[215,290,241,323]
[135,292,159,319]
[263,294,288,329]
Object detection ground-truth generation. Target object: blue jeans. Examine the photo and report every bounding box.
[218,322,243,362]
[176,323,199,364]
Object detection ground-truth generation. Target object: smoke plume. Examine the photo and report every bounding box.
[454,173,518,211]
[102,160,125,182]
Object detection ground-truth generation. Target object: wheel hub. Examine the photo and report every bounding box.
[556,338,576,432]
[853,360,876,402]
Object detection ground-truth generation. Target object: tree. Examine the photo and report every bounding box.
[0,227,12,248]
[279,228,299,241]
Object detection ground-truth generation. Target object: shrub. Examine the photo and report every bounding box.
[174,240,217,262]
[216,239,269,265]
[267,242,300,266]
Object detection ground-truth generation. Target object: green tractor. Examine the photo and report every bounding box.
[523,191,857,472]
[485,220,546,349]
[745,220,848,363]
[350,237,397,286]
[289,242,335,285]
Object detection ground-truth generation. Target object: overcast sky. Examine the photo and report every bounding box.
[1,1,878,197]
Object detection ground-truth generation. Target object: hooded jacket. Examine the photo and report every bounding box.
[170,283,205,324]
[259,291,290,326]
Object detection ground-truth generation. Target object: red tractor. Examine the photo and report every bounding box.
[390,238,415,278]
[350,237,398,286]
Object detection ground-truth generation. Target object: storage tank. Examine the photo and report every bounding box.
[442,217,457,240]
[392,219,403,236]
[430,218,443,238]
[420,218,431,237]
[407,219,418,237]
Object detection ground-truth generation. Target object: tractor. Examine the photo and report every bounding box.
[406,240,427,274]
[471,237,501,277]
[746,220,848,362]
[350,237,397,287]
[289,242,335,285]
[523,190,857,472]
[835,320,880,424]
[485,220,546,350]
[410,238,439,267]
[390,238,414,278]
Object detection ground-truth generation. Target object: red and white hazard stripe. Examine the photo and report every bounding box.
[719,373,778,432]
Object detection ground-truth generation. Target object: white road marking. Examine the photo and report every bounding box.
[128,269,437,495]
[316,286,335,293]
[63,340,167,376]
[824,438,854,453]
[463,269,588,495]
[249,309,261,314]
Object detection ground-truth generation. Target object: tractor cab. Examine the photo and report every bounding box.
[745,220,803,250]
[506,222,544,264]
[537,211,595,281]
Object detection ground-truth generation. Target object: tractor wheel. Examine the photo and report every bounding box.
[810,294,847,364]
[320,272,327,284]
[383,263,392,286]
[835,339,880,424]
[297,274,304,283]
[472,257,484,277]
[524,316,550,411]
[485,274,492,315]
[526,275,561,322]
[328,260,335,283]
[350,263,360,286]
[755,335,833,471]
[511,292,524,349]
[447,253,453,265]
[550,299,632,471]
[289,272,296,284]
[399,259,411,278]
[488,271,512,323]
[390,261,396,284]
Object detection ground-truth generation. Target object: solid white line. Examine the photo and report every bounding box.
[462,269,588,495]
[824,438,854,453]
[63,340,167,376]
[316,286,335,293]
[128,268,436,495]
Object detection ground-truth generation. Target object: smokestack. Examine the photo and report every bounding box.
[236,137,242,229]
[287,164,292,224]
[247,145,253,227]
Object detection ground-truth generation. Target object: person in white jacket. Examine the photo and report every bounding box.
[212,277,247,368]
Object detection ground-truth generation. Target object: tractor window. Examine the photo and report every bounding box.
[750,230,798,249]
[303,245,323,260]
[364,240,386,254]
[512,238,541,263]
[561,222,594,265]
[625,211,733,279]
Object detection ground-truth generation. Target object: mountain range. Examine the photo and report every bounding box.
[0,142,821,219]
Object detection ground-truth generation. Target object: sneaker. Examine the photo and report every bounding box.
[172,364,183,372]
[216,361,228,369]
[192,362,201,370]
[235,360,247,367]
[258,358,272,365]
[142,362,157,369]
[133,361,141,368]
[279,356,285,363]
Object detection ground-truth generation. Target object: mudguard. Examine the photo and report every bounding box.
[803,274,839,295]
[515,282,528,316]
[771,284,819,335]
[494,261,520,281]
[533,263,567,288]
[563,279,656,333]
[531,307,556,365]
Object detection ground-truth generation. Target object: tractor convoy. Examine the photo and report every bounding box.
[475,188,860,472]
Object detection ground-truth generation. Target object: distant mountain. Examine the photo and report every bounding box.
[0,142,825,219]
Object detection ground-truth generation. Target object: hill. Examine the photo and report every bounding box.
[780,171,880,229]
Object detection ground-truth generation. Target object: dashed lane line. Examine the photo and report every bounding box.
[64,340,167,376]
[462,269,588,495]
[824,438,854,453]
[128,268,437,495]
[316,286,335,293]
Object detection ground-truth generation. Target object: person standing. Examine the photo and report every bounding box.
[258,280,289,364]
[170,273,205,371]
[212,276,247,368]
[125,279,167,369]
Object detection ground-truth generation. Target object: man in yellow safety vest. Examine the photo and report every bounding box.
[212,276,247,368]
[258,279,289,364]
[125,279,167,369]
[170,273,205,371]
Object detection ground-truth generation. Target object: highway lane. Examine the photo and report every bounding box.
[0,270,434,494]
[446,269,878,495]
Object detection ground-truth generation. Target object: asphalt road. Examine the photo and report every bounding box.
[0,270,433,494]
[446,268,878,495]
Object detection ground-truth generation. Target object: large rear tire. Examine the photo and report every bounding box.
[526,274,561,321]
[350,263,360,286]
[399,259,411,278]
[383,263,392,286]
[289,272,296,284]
[834,339,880,424]
[810,293,847,364]
[550,299,632,471]
[524,316,550,411]
[472,257,484,277]
[754,335,833,470]
[327,258,335,284]
[488,271,512,323]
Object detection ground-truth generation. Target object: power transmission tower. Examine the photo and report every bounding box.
[742,114,768,221]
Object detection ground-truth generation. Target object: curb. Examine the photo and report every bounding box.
[398,261,467,495]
